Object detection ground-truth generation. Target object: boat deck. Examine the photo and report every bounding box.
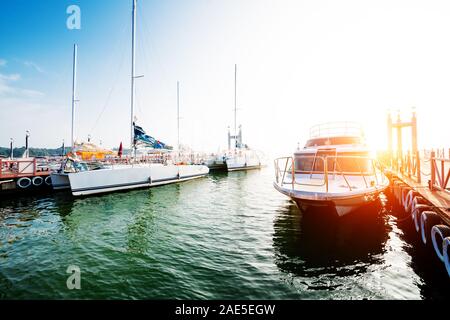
[276,173,388,198]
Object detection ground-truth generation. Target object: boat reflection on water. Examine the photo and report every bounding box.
[272,196,390,280]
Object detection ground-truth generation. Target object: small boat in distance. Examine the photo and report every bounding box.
[273,122,389,217]
[204,64,264,172]
[225,125,263,171]
[203,125,264,172]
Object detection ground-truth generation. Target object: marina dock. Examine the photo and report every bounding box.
[0,157,52,194]
[383,111,450,276]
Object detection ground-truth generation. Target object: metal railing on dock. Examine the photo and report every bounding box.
[0,158,50,179]
[386,111,450,277]
[384,149,450,194]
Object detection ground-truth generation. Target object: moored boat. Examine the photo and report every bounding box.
[52,0,209,196]
[273,122,389,217]
[205,64,265,172]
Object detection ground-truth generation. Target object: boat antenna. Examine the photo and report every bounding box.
[234,63,237,149]
[130,0,137,153]
[71,43,78,150]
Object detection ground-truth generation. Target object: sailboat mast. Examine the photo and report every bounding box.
[234,63,237,149]
[130,0,137,150]
[177,81,180,152]
[71,44,78,150]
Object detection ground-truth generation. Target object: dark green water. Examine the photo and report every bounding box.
[0,168,449,299]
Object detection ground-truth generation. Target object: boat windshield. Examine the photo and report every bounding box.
[304,136,362,147]
[295,153,373,174]
[64,159,89,173]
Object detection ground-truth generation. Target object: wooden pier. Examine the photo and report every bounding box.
[383,111,450,277]
[0,157,52,194]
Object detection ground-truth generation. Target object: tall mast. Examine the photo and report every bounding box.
[71,44,78,149]
[130,0,137,150]
[234,64,237,149]
[177,81,180,152]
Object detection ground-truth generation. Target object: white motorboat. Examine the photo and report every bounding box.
[52,0,209,196]
[273,122,389,217]
[225,147,263,172]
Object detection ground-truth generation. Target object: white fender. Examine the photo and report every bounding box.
[443,237,450,277]
[411,197,428,230]
[401,187,411,208]
[412,204,432,232]
[395,183,407,204]
[32,176,44,187]
[16,177,32,189]
[431,225,450,262]
[404,190,419,213]
[44,176,52,186]
[420,211,440,245]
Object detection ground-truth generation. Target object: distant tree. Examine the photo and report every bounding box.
[0,147,72,158]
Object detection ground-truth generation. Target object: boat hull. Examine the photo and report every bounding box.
[50,172,71,190]
[226,155,262,172]
[68,164,209,196]
[227,164,262,172]
[273,182,387,217]
[205,160,228,171]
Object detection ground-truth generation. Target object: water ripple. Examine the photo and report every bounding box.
[0,168,448,299]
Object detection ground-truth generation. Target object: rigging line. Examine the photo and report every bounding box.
[138,1,171,86]
[135,0,152,87]
[135,3,164,130]
[128,4,146,124]
[134,20,146,121]
[135,83,144,119]
[89,26,129,136]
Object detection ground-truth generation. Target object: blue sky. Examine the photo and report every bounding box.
[2,0,450,155]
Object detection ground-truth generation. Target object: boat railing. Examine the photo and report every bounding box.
[62,152,208,172]
[274,155,386,192]
[309,121,364,139]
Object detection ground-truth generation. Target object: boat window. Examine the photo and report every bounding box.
[64,159,89,173]
[295,153,372,174]
[305,136,362,147]
[329,156,372,174]
[294,154,318,172]
[74,162,88,171]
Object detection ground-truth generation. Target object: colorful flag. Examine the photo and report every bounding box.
[118,142,123,157]
[133,123,172,149]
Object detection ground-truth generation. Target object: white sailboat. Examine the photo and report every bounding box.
[50,43,78,190]
[52,0,208,196]
[222,64,264,171]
